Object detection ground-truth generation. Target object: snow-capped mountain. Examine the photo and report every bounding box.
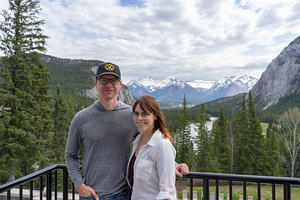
[211,75,257,90]
[186,80,215,90]
[208,75,258,98]
[164,76,186,88]
[127,75,258,103]
[127,76,167,92]
[152,78,203,102]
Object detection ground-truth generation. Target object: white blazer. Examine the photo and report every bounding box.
[126,129,177,200]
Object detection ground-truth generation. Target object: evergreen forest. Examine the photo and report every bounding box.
[165,93,300,178]
[0,0,94,183]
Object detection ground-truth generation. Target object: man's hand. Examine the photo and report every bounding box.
[77,183,98,200]
[175,163,189,177]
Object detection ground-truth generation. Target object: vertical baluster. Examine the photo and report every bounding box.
[216,179,219,200]
[257,182,261,200]
[46,172,52,200]
[243,181,246,200]
[229,180,232,200]
[203,178,209,200]
[30,181,33,200]
[40,176,43,200]
[190,178,193,200]
[19,185,23,200]
[63,168,68,200]
[272,183,275,200]
[284,184,291,200]
[7,189,11,200]
[55,171,57,200]
[72,183,75,200]
[287,184,291,200]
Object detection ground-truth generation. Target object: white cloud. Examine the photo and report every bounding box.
[1,0,300,83]
[0,1,9,21]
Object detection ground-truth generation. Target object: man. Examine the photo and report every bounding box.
[65,62,189,200]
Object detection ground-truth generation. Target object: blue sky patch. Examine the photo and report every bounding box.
[120,0,145,8]
[244,44,267,56]
[274,32,298,44]
[235,1,249,10]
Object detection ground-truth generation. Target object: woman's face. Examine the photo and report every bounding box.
[132,104,157,135]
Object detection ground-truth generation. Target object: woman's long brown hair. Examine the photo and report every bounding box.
[133,95,173,142]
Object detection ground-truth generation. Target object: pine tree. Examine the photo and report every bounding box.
[212,107,230,173]
[194,104,207,169]
[247,91,267,175]
[175,95,194,168]
[265,122,281,176]
[51,85,74,163]
[228,118,234,173]
[194,104,219,172]
[234,95,251,174]
[0,0,52,181]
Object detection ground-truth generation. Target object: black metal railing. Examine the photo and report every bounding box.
[0,164,75,200]
[182,172,300,200]
[1,164,300,200]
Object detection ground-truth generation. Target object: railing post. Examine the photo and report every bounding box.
[284,183,291,200]
[30,181,33,200]
[190,178,193,200]
[7,189,11,200]
[19,184,23,200]
[257,182,261,200]
[216,179,219,200]
[72,183,75,200]
[229,180,232,200]
[46,172,52,200]
[63,167,68,200]
[243,181,246,200]
[203,178,209,200]
[54,171,57,200]
[272,183,275,200]
[40,176,43,200]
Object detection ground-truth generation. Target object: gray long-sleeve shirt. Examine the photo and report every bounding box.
[65,101,138,198]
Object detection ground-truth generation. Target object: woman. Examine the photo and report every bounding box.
[126,95,176,200]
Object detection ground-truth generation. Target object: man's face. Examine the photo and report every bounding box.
[94,74,122,101]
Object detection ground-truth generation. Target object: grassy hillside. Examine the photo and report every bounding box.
[190,92,300,122]
[258,92,300,122]
[190,93,244,118]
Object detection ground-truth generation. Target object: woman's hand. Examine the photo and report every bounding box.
[175,163,189,177]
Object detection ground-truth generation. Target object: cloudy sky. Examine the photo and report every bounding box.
[1,0,300,83]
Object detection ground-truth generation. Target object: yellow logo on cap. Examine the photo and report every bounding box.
[105,63,114,71]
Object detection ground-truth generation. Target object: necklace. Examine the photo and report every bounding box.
[140,134,149,146]
[135,133,152,156]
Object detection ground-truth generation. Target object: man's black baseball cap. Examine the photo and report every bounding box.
[95,62,121,79]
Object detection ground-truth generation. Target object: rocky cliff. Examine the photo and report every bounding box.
[84,85,136,105]
[251,36,300,109]
[118,85,136,105]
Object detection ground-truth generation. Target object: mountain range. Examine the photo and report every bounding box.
[127,75,258,103]
[40,35,300,110]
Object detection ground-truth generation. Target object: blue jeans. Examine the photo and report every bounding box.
[79,191,131,200]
